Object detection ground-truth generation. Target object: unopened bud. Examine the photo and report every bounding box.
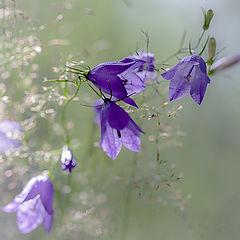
[203,9,214,31]
[208,37,216,64]
[211,54,240,72]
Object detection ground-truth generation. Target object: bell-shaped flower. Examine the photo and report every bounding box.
[100,99,144,160]
[161,55,210,105]
[0,120,22,153]
[61,146,77,172]
[2,174,54,234]
[130,50,157,83]
[88,57,146,108]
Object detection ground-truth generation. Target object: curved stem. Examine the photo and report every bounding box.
[62,80,81,147]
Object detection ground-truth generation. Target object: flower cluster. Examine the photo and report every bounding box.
[4,6,238,237]
[89,51,156,159]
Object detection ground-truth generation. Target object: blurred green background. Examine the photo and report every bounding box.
[1,0,240,239]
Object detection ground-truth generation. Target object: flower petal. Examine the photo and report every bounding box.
[190,66,209,104]
[168,64,193,101]
[103,101,130,130]
[119,71,146,94]
[2,176,39,212]
[100,112,121,160]
[17,195,44,234]
[121,119,142,152]
[23,175,54,215]
[43,212,53,233]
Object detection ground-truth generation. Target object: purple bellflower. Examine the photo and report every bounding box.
[2,174,54,234]
[61,146,77,172]
[0,120,22,153]
[161,55,210,105]
[88,57,146,108]
[130,50,157,83]
[100,99,144,160]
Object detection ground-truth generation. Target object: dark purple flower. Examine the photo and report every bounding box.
[161,55,210,105]
[130,51,157,83]
[61,146,77,172]
[2,174,54,234]
[100,99,144,160]
[0,120,22,153]
[88,57,146,108]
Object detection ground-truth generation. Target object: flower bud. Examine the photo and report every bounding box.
[61,146,77,172]
[203,9,214,31]
[208,37,216,64]
[211,54,240,72]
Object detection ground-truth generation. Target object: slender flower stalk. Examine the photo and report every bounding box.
[61,79,81,147]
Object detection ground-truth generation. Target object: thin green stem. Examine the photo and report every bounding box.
[44,79,77,84]
[62,80,81,147]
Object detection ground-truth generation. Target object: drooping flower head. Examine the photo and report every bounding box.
[130,50,157,83]
[2,174,54,234]
[61,146,77,172]
[161,55,210,105]
[99,99,144,160]
[88,57,146,108]
[0,120,22,153]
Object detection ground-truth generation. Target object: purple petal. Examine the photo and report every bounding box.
[23,175,54,215]
[17,195,45,234]
[2,176,38,212]
[136,71,157,83]
[0,120,22,133]
[100,109,121,159]
[43,212,53,233]
[168,64,193,101]
[121,97,138,108]
[121,119,142,152]
[190,66,209,104]
[38,178,54,215]
[102,101,130,130]
[161,64,179,80]
[2,200,19,213]
[0,132,20,153]
[119,71,146,94]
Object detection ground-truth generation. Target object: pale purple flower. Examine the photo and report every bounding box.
[0,120,22,153]
[161,55,210,105]
[211,54,240,72]
[61,146,77,172]
[2,174,54,234]
[100,99,144,160]
[130,50,157,83]
[88,57,146,108]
